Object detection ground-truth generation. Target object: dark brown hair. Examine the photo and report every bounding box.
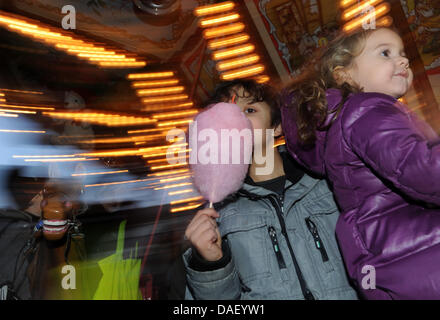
[205,79,281,128]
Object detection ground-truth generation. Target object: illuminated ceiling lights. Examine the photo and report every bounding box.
[125,70,202,212]
[42,110,157,127]
[194,1,268,83]
[0,13,203,211]
[0,11,146,68]
[340,0,393,32]
[127,71,196,117]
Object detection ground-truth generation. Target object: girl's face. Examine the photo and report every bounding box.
[345,28,413,98]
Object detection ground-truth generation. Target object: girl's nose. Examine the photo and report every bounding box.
[399,56,410,69]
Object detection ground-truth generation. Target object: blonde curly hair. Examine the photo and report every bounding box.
[285,27,394,145]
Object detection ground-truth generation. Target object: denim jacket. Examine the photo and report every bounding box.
[183,154,358,300]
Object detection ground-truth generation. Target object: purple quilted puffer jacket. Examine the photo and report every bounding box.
[281,88,440,299]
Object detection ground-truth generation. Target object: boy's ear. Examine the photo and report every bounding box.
[274,123,283,138]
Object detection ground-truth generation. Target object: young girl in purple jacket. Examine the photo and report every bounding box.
[281,27,440,299]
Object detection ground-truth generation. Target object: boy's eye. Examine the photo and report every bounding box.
[244,107,256,114]
[381,49,390,57]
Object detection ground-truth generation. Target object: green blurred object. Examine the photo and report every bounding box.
[90,219,142,300]
[46,219,142,299]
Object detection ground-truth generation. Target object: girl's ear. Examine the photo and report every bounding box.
[333,66,351,86]
[274,123,283,138]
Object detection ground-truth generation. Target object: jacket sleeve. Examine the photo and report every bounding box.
[281,105,327,177]
[343,97,440,206]
[182,245,242,300]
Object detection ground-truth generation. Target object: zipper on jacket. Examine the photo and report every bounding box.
[267,194,315,300]
[268,226,286,269]
[305,217,329,262]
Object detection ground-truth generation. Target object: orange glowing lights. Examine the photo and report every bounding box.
[148,169,189,177]
[170,196,204,205]
[147,154,187,164]
[341,1,392,32]
[194,1,235,16]
[0,103,54,111]
[195,3,269,83]
[217,54,260,71]
[0,113,18,118]
[132,79,179,88]
[71,170,129,177]
[136,86,185,96]
[342,0,383,21]
[141,102,194,112]
[24,157,98,163]
[199,13,240,27]
[150,163,187,171]
[42,111,157,127]
[0,16,38,29]
[208,33,250,50]
[142,94,188,104]
[171,202,204,213]
[168,188,194,196]
[0,109,36,114]
[0,88,43,95]
[221,64,265,80]
[212,44,255,60]
[157,119,193,127]
[0,129,45,133]
[154,182,192,190]
[0,12,145,69]
[152,109,198,120]
[127,72,174,80]
[13,154,77,159]
[254,75,270,84]
[203,23,245,39]
[375,15,394,28]
[340,0,356,8]
[56,44,106,52]
[98,61,146,68]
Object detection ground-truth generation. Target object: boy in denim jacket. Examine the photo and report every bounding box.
[183,79,358,300]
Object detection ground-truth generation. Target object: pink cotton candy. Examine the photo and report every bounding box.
[189,102,253,204]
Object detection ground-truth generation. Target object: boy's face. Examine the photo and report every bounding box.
[229,86,281,151]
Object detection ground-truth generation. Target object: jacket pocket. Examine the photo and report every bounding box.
[302,190,343,264]
[219,213,271,285]
[304,216,335,273]
[268,226,286,269]
[305,214,357,295]
[305,217,329,263]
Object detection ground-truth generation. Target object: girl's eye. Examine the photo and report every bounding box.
[381,49,390,57]
[245,107,256,114]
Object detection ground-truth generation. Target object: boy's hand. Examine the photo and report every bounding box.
[185,208,222,262]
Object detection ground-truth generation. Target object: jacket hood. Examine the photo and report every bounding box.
[280,88,343,177]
